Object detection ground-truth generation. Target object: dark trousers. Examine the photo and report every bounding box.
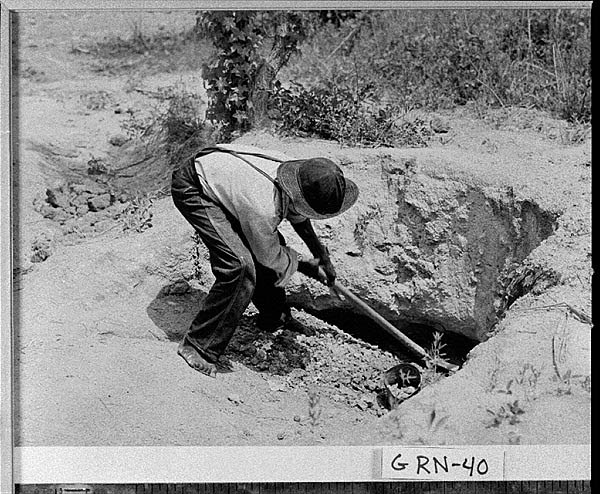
[170,160,287,362]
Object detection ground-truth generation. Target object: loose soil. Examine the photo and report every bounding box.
[10,11,591,447]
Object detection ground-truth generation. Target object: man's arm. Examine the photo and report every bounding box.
[292,219,336,285]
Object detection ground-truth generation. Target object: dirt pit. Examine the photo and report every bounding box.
[284,156,561,346]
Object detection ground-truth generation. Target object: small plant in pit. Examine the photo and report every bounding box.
[387,412,404,440]
[485,400,525,428]
[421,331,448,386]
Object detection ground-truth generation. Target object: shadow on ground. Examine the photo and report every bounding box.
[146,281,207,342]
[147,281,313,376]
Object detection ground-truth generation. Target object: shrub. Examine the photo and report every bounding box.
[120,85,222,168]
[196,11,319,133]
[270,80,432,147]
[283,9,591,123]
[156,87,211,164]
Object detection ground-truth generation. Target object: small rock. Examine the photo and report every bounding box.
[374,263,396,276]
[46,187,70,209]
[79,224,96,236]
[431,117,451,133]
[293,415,301,422]
[71,192,92,207]
[277,432,286,440]
[81,211,98,226]
[355,399,368,411]
[32,195,46,211]
[39,204,57,219]
[94,219,115,232]
[382,157,416,175]
[227,394,243,405]
[108,134,129,147]
[62,218,80,233]
[30,233,54,263]
[72,180,107,195]
[42,206,70,223]
[268,380,285,392]
[164,280,191,296]
[87,158,111,175]
[88,193,112,211]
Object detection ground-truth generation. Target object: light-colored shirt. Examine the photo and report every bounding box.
[194,144,306,287]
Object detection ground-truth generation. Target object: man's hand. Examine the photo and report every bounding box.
[292,220,336,286]
[297,258,328,285]
[318,255,336,287]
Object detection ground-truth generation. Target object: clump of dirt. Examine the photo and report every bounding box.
[227,319,312,375]
[225,310,406,415]
[32,177,154,248]
[30,231,54,263]
[36,178,121,220]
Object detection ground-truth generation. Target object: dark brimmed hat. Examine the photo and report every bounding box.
[276,158,359,220]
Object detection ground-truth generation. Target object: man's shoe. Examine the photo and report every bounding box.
[255,311,291,333]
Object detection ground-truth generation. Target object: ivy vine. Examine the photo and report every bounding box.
[197,11,317,134]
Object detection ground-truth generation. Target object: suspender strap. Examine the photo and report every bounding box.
[194,147,285,186]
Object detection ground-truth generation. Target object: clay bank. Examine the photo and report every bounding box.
[252,131,588,342]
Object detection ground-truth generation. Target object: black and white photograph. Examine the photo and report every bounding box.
[0,1,591,491]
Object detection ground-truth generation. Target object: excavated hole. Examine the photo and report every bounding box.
[287,172,560,403]
[161,170,562,413]
[298,308,477,367]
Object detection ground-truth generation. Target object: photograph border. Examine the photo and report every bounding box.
[0,0,592,490]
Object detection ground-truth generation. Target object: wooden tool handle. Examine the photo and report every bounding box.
[331,281,459,373]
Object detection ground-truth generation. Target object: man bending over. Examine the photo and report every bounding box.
[171,144,359,377]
